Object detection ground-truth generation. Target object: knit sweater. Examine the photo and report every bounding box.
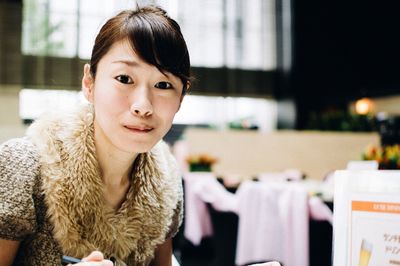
[0,105,183,266]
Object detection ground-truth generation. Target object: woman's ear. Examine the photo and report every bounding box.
[185,81,191,95]
[82,64,94,103]
[177,81,190,111]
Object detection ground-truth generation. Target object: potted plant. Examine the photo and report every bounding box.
[186,153,218,172]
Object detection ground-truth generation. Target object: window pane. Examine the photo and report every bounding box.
[23,0,276,70]
[49,0,77,13]
[178,0,224,67]
[78,0,138,59]
[48,12,77,57]
[78,16,104,59]
[173,95,277,132]
[22,0,52,56]
[22,0,77,57]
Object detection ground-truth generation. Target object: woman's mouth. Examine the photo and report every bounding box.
[124,125,153,133]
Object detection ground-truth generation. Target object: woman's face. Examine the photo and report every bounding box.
[82,39,183,154]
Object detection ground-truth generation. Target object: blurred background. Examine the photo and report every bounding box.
[1,0,400,140]
[1,0,400,265]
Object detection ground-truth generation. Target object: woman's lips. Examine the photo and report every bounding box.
[124,125,153,133]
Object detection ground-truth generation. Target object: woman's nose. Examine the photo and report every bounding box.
[130,88,153,117]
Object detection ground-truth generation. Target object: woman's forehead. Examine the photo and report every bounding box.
[99,39,183,83]
[103,39,138,61]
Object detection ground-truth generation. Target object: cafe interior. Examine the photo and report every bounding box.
[1,0,400,265]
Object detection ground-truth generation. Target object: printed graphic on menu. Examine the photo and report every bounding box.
[350,196,400,266]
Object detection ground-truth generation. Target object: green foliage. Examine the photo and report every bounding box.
[22,0,65,56]
[306,111,376,132]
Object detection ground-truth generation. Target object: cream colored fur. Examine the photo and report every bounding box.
[26,104,182,266]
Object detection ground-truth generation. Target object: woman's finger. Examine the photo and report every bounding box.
[81,251,104,262]
[102,260,114,266]
[78,262,113,266]
[248,262,281,266]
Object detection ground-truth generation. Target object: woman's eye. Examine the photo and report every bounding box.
[115,75,133,84]
[155,81,172,90]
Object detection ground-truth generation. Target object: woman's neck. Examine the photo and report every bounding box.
[93,122,138,188]
[93,123,139,210]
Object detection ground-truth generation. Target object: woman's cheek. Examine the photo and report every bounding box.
[96,87,126,110]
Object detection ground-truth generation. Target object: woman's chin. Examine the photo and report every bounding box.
[117,141,154,154]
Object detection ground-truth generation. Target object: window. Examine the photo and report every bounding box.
[22,0,276,70]
[22,0,78,57]
[174,95,277,132]
[22,0,133,57]
[177,0,276,70]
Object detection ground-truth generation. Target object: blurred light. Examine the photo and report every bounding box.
[19,89,86,121]
[355,98,374,115]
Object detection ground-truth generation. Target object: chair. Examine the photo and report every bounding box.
[206,185,239,266]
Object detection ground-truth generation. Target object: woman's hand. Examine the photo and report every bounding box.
[74,251,113,266]
[0,238,20,266]
[150,239,172,266]
[248,262,281,266]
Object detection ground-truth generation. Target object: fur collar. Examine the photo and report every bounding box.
[26,105,181,265]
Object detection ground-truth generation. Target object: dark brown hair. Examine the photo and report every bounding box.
[90,6,192,94]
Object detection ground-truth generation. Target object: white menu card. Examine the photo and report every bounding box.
[333,170,400,266]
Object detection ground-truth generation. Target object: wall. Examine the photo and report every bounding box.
[0,1,22,85]
[371,95,400,116]
[184,128,380,179]
[0,85,27,143]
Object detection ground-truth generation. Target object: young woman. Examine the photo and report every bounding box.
[0,5,191,266]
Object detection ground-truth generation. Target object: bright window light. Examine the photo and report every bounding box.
[19,89,86,121]
[174,95,277,132]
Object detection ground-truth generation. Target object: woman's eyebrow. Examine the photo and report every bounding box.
[111,59,139,67]
[111,60,180,83]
